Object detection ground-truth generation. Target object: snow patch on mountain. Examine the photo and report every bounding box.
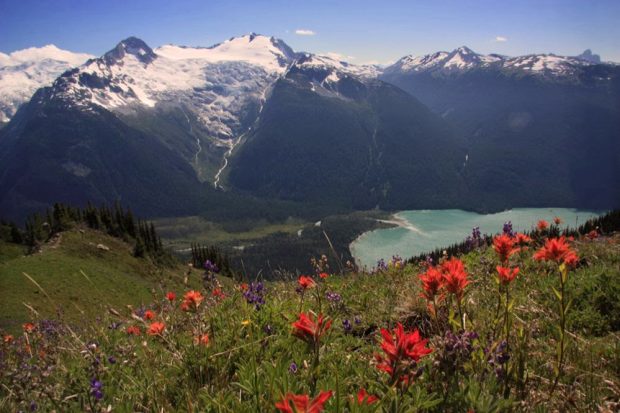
[49,35,293,140]
[387,46,597,78]
[0,45,93,122]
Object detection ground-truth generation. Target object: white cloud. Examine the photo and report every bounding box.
[295,29,316,36]
[495,36,508,42]
[324,52,355,61]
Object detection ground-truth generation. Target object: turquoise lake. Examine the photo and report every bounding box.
[350,208,603,269]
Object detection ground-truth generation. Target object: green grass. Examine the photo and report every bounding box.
[0,228,200,333]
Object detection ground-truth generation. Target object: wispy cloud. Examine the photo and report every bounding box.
[495,36,508,42]
[295,29,315,36]
[324,52,355,61]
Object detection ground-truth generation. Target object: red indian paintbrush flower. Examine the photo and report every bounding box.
[440,257,469,300]
[165,292,176,302]
[496,266,519,285]
[292,312,332,345]
[537,220,549,231]
[375,322,432,384]
[418,266,444,301]
[275,391,333,413]
[195,334,210,346]
[147,322,165,336]
[319,272,329,279]
[356,388,379,405]
[3,335,14,344]
[514,232,532,246]
[126,325,141,336]
[212,288,225,299]
[298,275,315,290]
[182,290,204,310]
[553,216,562,225]
[493,234,519,263]
[22,323,35,333]
[143,310,155,320]
[533,236,578,265]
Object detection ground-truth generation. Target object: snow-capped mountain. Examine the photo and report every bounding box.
[48,35,297,141]
[385,46,606,79]
[0,45,93,122]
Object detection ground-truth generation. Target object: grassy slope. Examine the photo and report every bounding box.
[0,228,200,333]
[1,232,618,411]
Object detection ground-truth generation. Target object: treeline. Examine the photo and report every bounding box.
[189,243,234,278]
[0,202,166,261]
[406,209,620,265]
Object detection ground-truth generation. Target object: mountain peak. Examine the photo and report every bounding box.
[454,46,475,55]
[104,36,156,65]
[576,49,601,64]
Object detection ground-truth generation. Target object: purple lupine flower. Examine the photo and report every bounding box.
[342,319,352,332]
[325,291,341,303]
[90,378,103,400]
[29,401,37,412]
[289,362,298,374]
[376,258,388,272]
[107,356,116,364]
[502,221,514,237]
[204,260,219,273]
[354,315,362,325]
[243,282,265,310]
[263,324,273,335]
[390,255,404,269]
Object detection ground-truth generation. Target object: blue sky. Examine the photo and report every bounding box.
[1,0,619,63]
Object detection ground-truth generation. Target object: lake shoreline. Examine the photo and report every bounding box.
[350,208,604,269]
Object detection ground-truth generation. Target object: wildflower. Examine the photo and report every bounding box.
[537,220,549,231]
[440,257,469,300]
[90,378,103,400]
[563,251,579,267]
[143,310,155,320]
[196,334,210,346]
[496,266,519,285]
[319,272,329,279]
[292,312,332,345]
[243,282,265,310]
[107,356,116,364]
[183,290,204,310]
[343,319,352,332]
[502,221,514,237]
[419,266,443,301]
[204,260,219,273]
[23,322,35,333]
[3,334,13,344]
[553,217,562,225]
[533,236,578,265]
[289,361,298,374]
[493,234,519,263]
[165,292,176,302]
[126,325,141,336]
[514,232,532,246]
[325,291,341,303]
[298,275,315,290]
[240,283,249,291]
[375,323,432,384]
[356,388,379,405]
[212,288,226,299]
[354,315,362,325]
[586,230,599,240]
[275,391,333,413]
[147,322,165,336]
[241,319,251,326]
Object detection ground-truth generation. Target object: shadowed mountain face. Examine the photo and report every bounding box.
[0,38,618,221]
[381,48,620,211]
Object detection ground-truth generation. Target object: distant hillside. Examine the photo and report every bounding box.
[0,227,199,332]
